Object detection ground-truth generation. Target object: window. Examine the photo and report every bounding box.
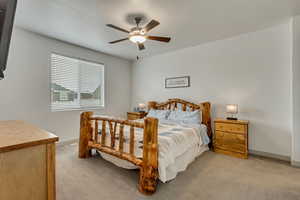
[50,53,104,111]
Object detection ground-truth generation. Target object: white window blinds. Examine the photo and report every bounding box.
[51,54,104,111]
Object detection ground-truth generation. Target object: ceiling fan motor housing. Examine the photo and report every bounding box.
[134,17,142,26]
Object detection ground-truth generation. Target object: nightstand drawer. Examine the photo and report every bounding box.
[128,114,140,120]
[215,131,246,153]
[127,112,146,120]
[215,123,245,134]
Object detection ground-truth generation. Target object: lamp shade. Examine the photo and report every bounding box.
[138,103,146,109]
[226,104,238,114]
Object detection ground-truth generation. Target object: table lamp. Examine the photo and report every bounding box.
[138,103,146,113]
[226,104,238,120]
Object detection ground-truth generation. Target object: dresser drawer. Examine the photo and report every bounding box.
[215,123,246,134]
[214,131,246,153]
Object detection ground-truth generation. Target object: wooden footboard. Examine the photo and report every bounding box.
[79,112,159,195]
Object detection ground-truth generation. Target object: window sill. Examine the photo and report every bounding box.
[51,106,105,112]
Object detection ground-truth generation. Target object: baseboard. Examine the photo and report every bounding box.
[57,138,78,147]
[57,139,293,163]
[249,150,290,162]
[291,160,300,168]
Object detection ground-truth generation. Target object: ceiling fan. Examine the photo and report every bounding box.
[107,17,171,51]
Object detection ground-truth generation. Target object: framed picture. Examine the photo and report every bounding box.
[165,76,190,88]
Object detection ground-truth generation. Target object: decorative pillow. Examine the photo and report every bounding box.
[167,110,202,124]
[147,109,171,121]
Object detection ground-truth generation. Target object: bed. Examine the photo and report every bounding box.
[79,98,212,194]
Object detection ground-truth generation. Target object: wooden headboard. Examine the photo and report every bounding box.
[148,98,212,148]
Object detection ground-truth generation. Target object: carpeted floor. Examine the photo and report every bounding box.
[56,143,300,200]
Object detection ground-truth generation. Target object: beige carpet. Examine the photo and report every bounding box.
[57,144,300,200]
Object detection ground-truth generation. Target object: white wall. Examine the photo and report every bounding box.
[132,23,292,157]
[292,16,300,164]
[0,27,132,142]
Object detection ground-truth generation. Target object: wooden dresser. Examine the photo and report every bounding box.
[214,119,249,159]
[127,112,147,120]
[0,121,59,200]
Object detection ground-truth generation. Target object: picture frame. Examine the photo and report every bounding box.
[165,76,190,88]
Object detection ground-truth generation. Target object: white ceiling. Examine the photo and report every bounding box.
[15,0,300,60]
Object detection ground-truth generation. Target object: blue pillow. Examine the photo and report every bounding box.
[147,109,170,121]
[168,110,202,124]
[175,103,192,111]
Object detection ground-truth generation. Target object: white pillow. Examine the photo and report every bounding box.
[168,110,202,124]
[147,109,170,121]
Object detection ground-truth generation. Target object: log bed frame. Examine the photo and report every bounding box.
[79,98,212,195]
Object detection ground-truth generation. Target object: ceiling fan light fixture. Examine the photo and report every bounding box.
[129,34,146,44]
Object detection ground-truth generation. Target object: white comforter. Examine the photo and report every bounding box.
[98,120,209,182]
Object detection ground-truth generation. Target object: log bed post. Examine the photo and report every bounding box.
[79,112,93,158]
[148,101,157,110]
[138,117,159,195]
[200,102,213,149]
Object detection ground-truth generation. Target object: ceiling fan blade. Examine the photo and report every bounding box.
[109,38,129,44]
[106,24,130,33]
[138,42,145,51]
[147,36,171,43]
[143,20,160,32]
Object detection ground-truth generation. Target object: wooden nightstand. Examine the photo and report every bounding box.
[214,119,249,159]
[127,112,147,120]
